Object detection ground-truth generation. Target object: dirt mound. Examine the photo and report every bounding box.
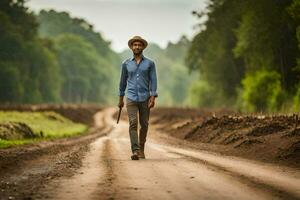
[0,122,36,140]
[247,122,286,137]
[278,141,300,160]
[151,108,300,167]
[182,115,297,142]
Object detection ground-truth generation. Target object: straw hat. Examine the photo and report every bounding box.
[128,36,148,49]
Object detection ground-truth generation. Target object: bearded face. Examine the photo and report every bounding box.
[131,41,144,55]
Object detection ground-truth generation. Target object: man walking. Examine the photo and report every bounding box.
[118,36,158,160]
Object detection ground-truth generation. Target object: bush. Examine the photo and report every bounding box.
[293,85,300,112]
[241,70,285,112]
[188,80,221,108]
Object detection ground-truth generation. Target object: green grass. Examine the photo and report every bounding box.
[0,138,42,148]
[0,111,88,148]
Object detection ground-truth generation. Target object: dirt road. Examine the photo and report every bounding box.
[1,107,300,200]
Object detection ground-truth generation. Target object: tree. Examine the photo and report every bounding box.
[55,34,111,103]
[0,0,62,103]
[241,70,285,112]
[187,0,299,111]
[37,10,121,104]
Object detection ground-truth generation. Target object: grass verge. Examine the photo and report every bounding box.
[0,111,88,148]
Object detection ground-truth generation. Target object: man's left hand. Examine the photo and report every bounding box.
[148,96,155,109]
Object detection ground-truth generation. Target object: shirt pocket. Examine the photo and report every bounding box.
[127,63,137,78]
[139,63,150,79]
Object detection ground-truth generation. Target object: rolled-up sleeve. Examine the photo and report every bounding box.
[149,61,158,97]
[118,62,128,96]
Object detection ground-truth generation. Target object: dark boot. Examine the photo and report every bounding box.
[131,150,139,160]
[138,143,145,159]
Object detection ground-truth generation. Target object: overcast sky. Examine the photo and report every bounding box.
[26,0,207,52]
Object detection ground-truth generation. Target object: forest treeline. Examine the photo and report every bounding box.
[2,0,300,112]
[0,0,195,106]
[187,0,300,112]
[0,0,120,104]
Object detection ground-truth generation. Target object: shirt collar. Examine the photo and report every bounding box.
[131,54,145,61]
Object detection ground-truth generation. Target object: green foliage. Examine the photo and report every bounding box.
[37,10,113,57]
[55,34,111,103]
[187,0,299,111]
[233,0,298,89]
[36,42,62,102]
[233,6,275,71]
[37,10,121,104]
[187,80,219,108]
[22,40,62,103]
[0,1,62,103]
[165,36,190,64]
[0,2,120,104]
[0,63,22,102]
[186,0,244,103]
[0,0,38,40]
[287,0,300,74]
[241,70,285,112]
[293,84,300,112]
[0,139,38,149]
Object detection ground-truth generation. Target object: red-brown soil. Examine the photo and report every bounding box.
[149,107,300,168]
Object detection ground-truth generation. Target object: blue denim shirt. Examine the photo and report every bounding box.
[118,55,158,102]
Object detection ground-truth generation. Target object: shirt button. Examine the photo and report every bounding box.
[137,74,139,76]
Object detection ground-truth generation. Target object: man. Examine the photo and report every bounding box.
[118,36,158,160]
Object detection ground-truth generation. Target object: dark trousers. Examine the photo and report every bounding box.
[126,97,150,153]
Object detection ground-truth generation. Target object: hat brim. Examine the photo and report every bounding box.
[128,39,148,49]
